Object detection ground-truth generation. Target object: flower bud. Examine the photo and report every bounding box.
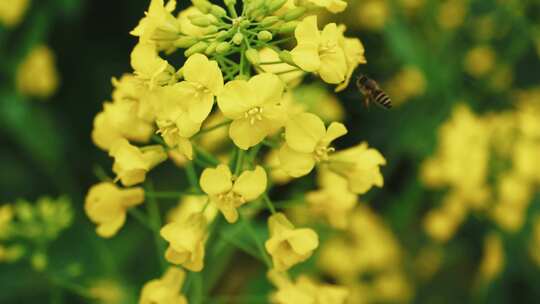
[245,48,260,65]
[239,19,251,28]
[232,32,244,45]
[279,50,295,66]
[189,14,213,27]
[278,21,299,34]
[173,36,199,48]
[216,30,230,39]
[204,25,219,34]
[192,0,212,13]
[224,0,236,7]
[257,30,273,42]
[260,16,280,27]
[205,41,218,55]
[184,41,209,57]
[266,0,287,13]
[216,42,232,54]
[210,5,227,18]
[281,7,306,21]
[249,8,265,18]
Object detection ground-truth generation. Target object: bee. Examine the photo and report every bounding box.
[355,74,392,110]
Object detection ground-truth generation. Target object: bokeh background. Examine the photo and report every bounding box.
[1,0,539,303]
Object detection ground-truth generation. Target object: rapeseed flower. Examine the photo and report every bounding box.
[139,267,187,304]
[85,182,145,238]
[200,165,267,223]
[131,43,176,88]
[217,73,287,149]
[16,45,59,99]
[131,0,182,51]
[265,213,319,271]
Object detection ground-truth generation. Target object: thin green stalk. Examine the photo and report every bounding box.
[146,182,168,272]
[128,208,155,231]
[259,60,283,65]
[193,120,232,138]
[275,68,299,75]
[239,213,272,268]
[193,144,221,167]
[219,232,265,262]
[234,148,245,175]
[185,162,201,192]
[262,193,277,214]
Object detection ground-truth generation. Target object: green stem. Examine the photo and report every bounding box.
[274,68,299,75]
[193,145,221,167]
[185,162,201,192]
[128,208,156,231]
[262,193,277,214]
[219,232,265,263]
[146,182,168,272]
[49,276,95,299]
[234,148,245,175]
[239,213,272,268]
[145,191,197,199]
[259,60,283,65]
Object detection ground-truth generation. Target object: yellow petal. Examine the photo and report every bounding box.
[320,122,347,146]
[285,112,326,153]
[291,42,320,72]
[295,15,320,44]
[200,164,233,195]
[233,166,267,201]
[96,213,126,238]
[278,144,316,177]
[217,80,254,119]
[182,54,223,94]
[288,228,319,254]
[248,73,284,106]
[319,50,347,84]
[229,118,268,150]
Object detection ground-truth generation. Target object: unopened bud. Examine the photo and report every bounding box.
[278,21,299,34]
[184,41,209,57]
[210,5,227,18]
[245,48,260,65]
[239,19,251,28]
[282,7,306,21]
[260,16,280,27]
[257,30,273,42]
[266,0,287,13]
[278,50,295,66]
[192,0,212,13]
[216,30,230,39]
[205,42,218,55]
[204,25,219,34]
[189,14,213,27]
[216,42,232,54]
[174,36,199,48]
[232,32,244,45]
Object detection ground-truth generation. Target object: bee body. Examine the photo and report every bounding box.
[356,74,392,109]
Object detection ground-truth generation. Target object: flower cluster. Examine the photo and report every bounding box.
[86,0,387,301]
[0,196,73,270]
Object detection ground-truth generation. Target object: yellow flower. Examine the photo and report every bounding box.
[477,233,504,284]
[160,213,208,272]
[279,112,347,177]
[217,73,287,149]
[200,165,267,223]
[306,0,347,13]
[131,43,176,88]
[166,195,218,224]
[84,182,144,238]
[265,213,319,271]
[176,54,223,124]
[0,205,14,240]
[306,169,357,229]
[464,46,495,78]
[139,267,187,304]
[291,16,347,84]
[111,74,155,122]
[16,45,59,99]
[335,29,366,92]
[355,0,389,31]
[92,101,154,151]
[109,139,167,187]
[268,270,348,304]
[0,0,29,27]
[131,0,181,51]
[326,142,386,194]
[177,6,207,37]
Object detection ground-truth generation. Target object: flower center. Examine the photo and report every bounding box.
[314,144,335,162]
[193,82,210,97]
[217,191,245,207]
[319,41,337,54]
[244,107,264,125]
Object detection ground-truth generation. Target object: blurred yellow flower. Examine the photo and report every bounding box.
[355,0,389,31]
[438,0,467,30]
[335,28,366,92]
[477,233,504,284]
[16,45,59,99]
[268,270,349,304]
[291,16,347,84]
[85,182,145,238]
[327,143,386,194]
[0,0,29,27]
[139,267,187,304]
[265,213,319,271]
[279,112,347,177]
[160,213,208,272]
[306,169,357,229]
[217,73,287,149]
[109,139,167,187]
[200,165,267,223]
[166,195,217,224]
[464,45,495,78]
[307,0,347,13]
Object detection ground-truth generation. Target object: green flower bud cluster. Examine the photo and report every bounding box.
[0,196,73,269]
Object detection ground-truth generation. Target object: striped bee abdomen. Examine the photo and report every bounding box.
[373,89,392,109]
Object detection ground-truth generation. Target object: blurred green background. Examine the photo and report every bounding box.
[1,0,539,303]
